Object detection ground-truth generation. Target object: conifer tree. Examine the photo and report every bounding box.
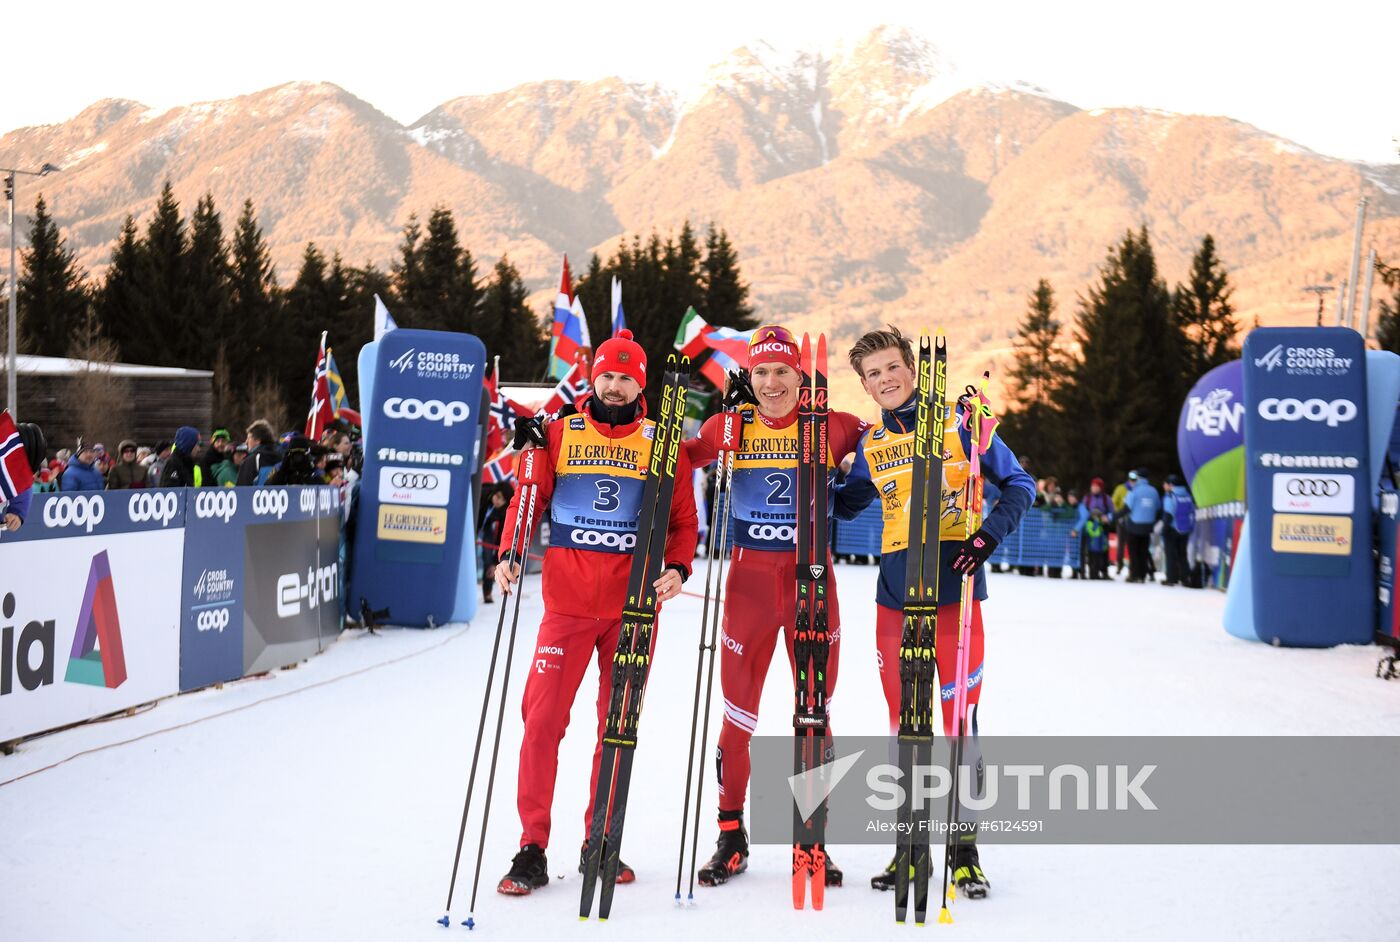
[332,262,392,407]
[479,256,546,379]
[406,207,481,333]
[96,215,146,363]
[701,226,755,329]
[18,195,90,357]
[228,199,279,389]
[1002,279,1067,466]
[280,243,335,415]
[1173,234,1239,382]
[1054,227,1180,484]
[1376,259,1400,355]
[136,181,191,366]
[184,193,233,369]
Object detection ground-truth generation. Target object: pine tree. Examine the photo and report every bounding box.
[228,199,279,393]
[1377,258,1400,355]
[405,207,480,332]
[96,216,146,363]
[331,262,392,409]
[1053,227,1180,484]
[701,226,755,329]
[17,195,91,357]
[1173,234,1239,382]
[184,193,233,369]
[479,256,546,379]
[279,243,335,418]
[390,213,423,324]
[136,181,191,366]
[1002,279,1067,466]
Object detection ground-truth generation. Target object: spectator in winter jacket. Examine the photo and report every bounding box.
[1084,509,1110,580]
[479,486,511,604]
[160,426,205,487]
[267,435,322,485]
[1124,469,1161,583]
[1161,475,1196,586]
[2,422,47,532]
[1075,477,1114,576]
[237,420,281,486]
[1111,471,1133,574]
[105,440,147,490]
[61,441,106,491]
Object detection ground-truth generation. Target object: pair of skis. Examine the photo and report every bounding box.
[792,334,831,910]
[579,356,691,921]
[893,334,948,926]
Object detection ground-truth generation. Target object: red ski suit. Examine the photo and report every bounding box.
[684,404,867,814]
[501,399,698,849]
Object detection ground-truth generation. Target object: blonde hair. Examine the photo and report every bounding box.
[847,325,915,376]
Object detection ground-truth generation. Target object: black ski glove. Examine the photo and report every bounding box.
[722,370,757,409]
[950,528,998,576]
[512,417,547,450]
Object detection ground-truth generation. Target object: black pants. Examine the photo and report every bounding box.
[1088,550,1109,580]
[1163,529,1188,585]
[1127,531,1151,582]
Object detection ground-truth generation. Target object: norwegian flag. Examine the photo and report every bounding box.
[538,359,592,417]
[305,332,336,440]
[481,449,516,485]
[0,410,35,502]
[484,367,530,456]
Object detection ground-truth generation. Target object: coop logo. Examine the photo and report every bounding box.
[569,529,637,550]
[194,490,238,522]
[43,495,105,532]
[275,563,339,618]
[252,490,290,519]
[195,608,230,633]
[128,491,180,527]
[748,523,796,543]
[379,466,450,507]
[1253,344,1353,376]
[192,568,235,602]
[383,397,471,427]
[1184,388,1244,437]
[387,347,476,381]
[1258,398,1357,428]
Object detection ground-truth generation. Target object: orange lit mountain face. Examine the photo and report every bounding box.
[3,27,1397,414]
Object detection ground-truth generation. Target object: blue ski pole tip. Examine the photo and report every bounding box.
[437,915,451,927]
[463,917,477,930]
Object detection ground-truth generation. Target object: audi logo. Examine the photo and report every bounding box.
[195,490,239,522]
[128,491,180,527]
[43,495,105,532]
[748,523,797,543]
[1286,478,1343,497]
[196,608,231,633]
[391,473,439,489]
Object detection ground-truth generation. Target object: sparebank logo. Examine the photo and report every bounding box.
[64,550,127,689]
[1254,344,1284,372]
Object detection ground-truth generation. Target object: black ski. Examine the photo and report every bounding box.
[579,357,690,921]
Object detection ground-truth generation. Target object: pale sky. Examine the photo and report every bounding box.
[5,0,1397,164]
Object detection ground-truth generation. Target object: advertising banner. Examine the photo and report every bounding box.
[1242,328,1371,646]
[348,329,486,627]
[180,486,342,690]
[1177,359,1245,513]
[0,498,183,741]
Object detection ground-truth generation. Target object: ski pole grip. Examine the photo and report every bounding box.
[518,447,546,485]
[717,412,742,453]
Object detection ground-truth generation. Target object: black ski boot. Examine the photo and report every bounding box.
[819,848,843,886]
[697,812,749,886]
[579,841,636,884]
[497,843,549,896]
[870,855,898,891]
[950,843,989,899]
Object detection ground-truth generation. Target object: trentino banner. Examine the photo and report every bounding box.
[1242,328,1371,646]
[348,328,486,627]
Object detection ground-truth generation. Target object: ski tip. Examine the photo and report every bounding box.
[437,915,450,928]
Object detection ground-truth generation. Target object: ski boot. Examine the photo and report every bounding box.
[497,843,549,895]
[950,843,989,899]
[870,855,898,891]
[819,849,843,886]
[697,812,749,886]
[579,840,636,884]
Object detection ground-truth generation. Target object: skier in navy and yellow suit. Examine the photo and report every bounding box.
[835,326,1034,899]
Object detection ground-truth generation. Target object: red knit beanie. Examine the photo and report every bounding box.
[591,329,647,387]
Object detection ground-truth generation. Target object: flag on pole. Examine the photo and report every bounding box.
[697,347,741,390]
[539,360,592,416]
[548,256,590,379]
[0,410,35,502]
[483,367,529,456]
[611,276,626,337]
[673,307,754,389]
[481,449,517,485]
[674,306,714,359]
[373,294,398,340]
[305,332,338,440]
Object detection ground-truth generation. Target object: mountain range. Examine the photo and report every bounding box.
[3,25,1397,411]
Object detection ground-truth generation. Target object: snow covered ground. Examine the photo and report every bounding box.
[4,564,1398,941]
